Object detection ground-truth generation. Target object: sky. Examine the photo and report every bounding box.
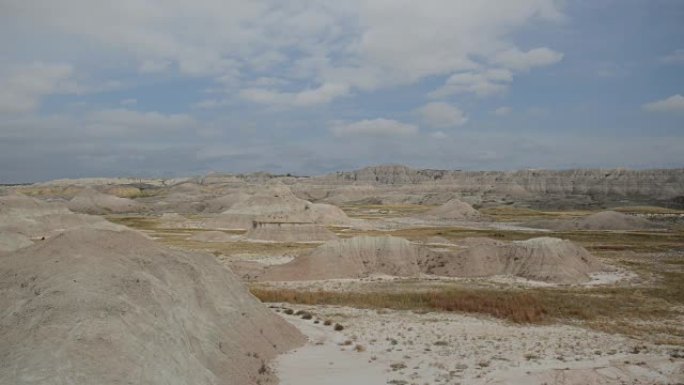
[0,0,683,183]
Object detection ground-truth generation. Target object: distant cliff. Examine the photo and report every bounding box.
[296,165,684,209]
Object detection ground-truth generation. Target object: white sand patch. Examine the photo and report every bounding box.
[584,268,639,286]
[273,305,683,385]
[257,255,296,266]
[423,198,482,220]
[485,275,557,287]
[230,253,295,266]
[274,315,388,385]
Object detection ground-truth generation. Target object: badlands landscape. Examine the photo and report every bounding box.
[1,165,684,385]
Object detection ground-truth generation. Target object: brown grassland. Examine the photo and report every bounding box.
[110,207,684,345]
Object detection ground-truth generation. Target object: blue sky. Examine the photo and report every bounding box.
[0,0,683,183]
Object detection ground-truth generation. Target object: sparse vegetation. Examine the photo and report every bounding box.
[301,312,313,320]
[251,287,549,323]
[339,203,435,219]
[251,264,684,343]
[479,206,590,222]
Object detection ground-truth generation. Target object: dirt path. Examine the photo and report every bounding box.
[272,305,684,385]
[273,314,389,385]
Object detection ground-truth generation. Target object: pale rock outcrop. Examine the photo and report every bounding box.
[528,210,658,231]
[423,198,482,221]
[245,222,338,243]
[424,237,602,284]
[0,195,124,239]
[262,236,432,280]
[0,228,304,385]
[68,187,146,214]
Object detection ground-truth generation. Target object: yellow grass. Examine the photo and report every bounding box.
[479,206,591,221]
[339,204,435,219]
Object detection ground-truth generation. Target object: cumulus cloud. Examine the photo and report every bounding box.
[660,49,684,65]
[0,63,75,114]
[492,47,563,71]
[120,98,137,106]
[330,119,418,137]
[240,83,349,107]
[418,102,468,128]
[84,109,196,136]
[642,94,684,113]
[493,106,512,116]
[429,131,449,139]
[430,69,513,98]
[193,99,232,110]
[3,0,564,105]
[139,60,172,73]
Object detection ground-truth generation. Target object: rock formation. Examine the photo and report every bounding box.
[0,194,124,239]
[68,187,146,214]
[0,228,304,385]
[423,198,482,220]
[262,236,432,280]
[424,237,603,283]
[528,211,658,231]
[295,165,684,209]
[245,221,338,243]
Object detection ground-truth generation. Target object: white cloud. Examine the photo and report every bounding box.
[340,1,562,88]
[428,47,562,99]
[3,1,564,105]
[193,99,231,109]
[250,77,290,87]
[493,106,512,116]
[139,59,172,73]
[429,131,448,139]
[430,69,513,98]
[0,63,74,114]
[492,47,563,71]
[240,83,349,107]
[660,49,684,65]
[84,109,196,137]
[120,98,137,106]
[642,94,684,113]
[418,102,468,128]
[330,119,418,137]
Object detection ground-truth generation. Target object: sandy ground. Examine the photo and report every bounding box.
[273,305,683,385]
[255,266,639,293]
[275,316,388,385]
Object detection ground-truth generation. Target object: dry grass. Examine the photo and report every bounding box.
[106,216,162,230]
[611,206,684,215]
[339,204,435,219]
[251,269,684,343]
[251,287,551,324]
[479,206,591,222]
[153,233,314,255]
[107,216,316,256]
[16,185,83,199]
[112,211,684,343]
[334,226,684,253]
